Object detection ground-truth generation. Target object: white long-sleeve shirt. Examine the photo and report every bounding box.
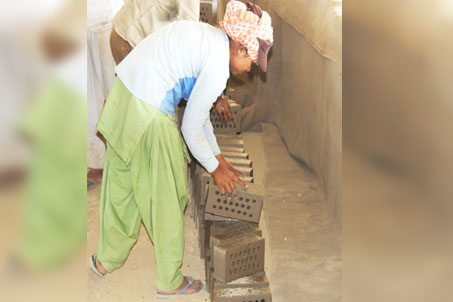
[115,21,230,172]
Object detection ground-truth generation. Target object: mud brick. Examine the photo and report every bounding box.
[210,272,267,295]
[240,176,254,183]
[217,139,244,148]
[192,163,204,198]
[222,151,249,159]
[220,146,245,153]
[185,175,194,217]
[209,221,261,261]
[213,274,269,290]
[194,179,206,227]
[215,133,242,140]
[199,225,205,258]
[197,205,204,229]
[226,158,252,167]
[191,163,205,224]
[211,102,241,134]
[205,212,240,222]
[198,214,210,259]
[200,219,213,260]
[210,221,259,238]
[205,182,263,223]
[213,235,265,283]
[187,162,197,222]
[200,1,214,24]
[205,220,261,260]
[205,221,258,264]
[197,206,206,240]
[235,166,252,176]
[207,260,213,295]
[208,223,262,295]
[200,174,211,206]
[210,225,262,255]
[212,286,272,302]
[201,173,253,206]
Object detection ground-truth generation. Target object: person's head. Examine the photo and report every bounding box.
[229,38,253,75]
[221,1,273,75]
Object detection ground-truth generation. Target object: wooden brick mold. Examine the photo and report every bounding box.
[205,183,263,223]
[211,102,241,134]
[212,286,272,302]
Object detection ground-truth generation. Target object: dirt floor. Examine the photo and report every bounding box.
[87,123,341,301]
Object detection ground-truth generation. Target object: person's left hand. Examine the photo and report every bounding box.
[214,94,233,123]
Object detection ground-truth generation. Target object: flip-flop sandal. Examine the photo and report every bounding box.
[89,255,105,277]
[156,276,206,299]
[87,177,100,189]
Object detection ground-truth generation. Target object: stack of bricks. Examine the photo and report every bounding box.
[187,98,272,302]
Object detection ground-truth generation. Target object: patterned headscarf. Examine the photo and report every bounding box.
[220,1,273,64]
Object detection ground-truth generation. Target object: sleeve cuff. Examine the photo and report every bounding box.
[211,144,221,156]
[203,156,219,173]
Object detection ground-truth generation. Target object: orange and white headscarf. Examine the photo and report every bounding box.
[220,0,273,63]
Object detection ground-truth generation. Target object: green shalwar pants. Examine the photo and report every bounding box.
[96,78,188,291]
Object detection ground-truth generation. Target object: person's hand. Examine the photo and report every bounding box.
[214,94,233,123]
[217,154,246,178]
[210,154,247,198]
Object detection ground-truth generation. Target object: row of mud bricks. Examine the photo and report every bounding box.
[187,100,273,302]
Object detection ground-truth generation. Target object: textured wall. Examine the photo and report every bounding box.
[225,6,342,225]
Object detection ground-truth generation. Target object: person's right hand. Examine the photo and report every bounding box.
[210,162,247,198]
[214,94,233,123]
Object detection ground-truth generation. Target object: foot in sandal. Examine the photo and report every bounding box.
[89,255,107,277]
[156,276,205,299]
